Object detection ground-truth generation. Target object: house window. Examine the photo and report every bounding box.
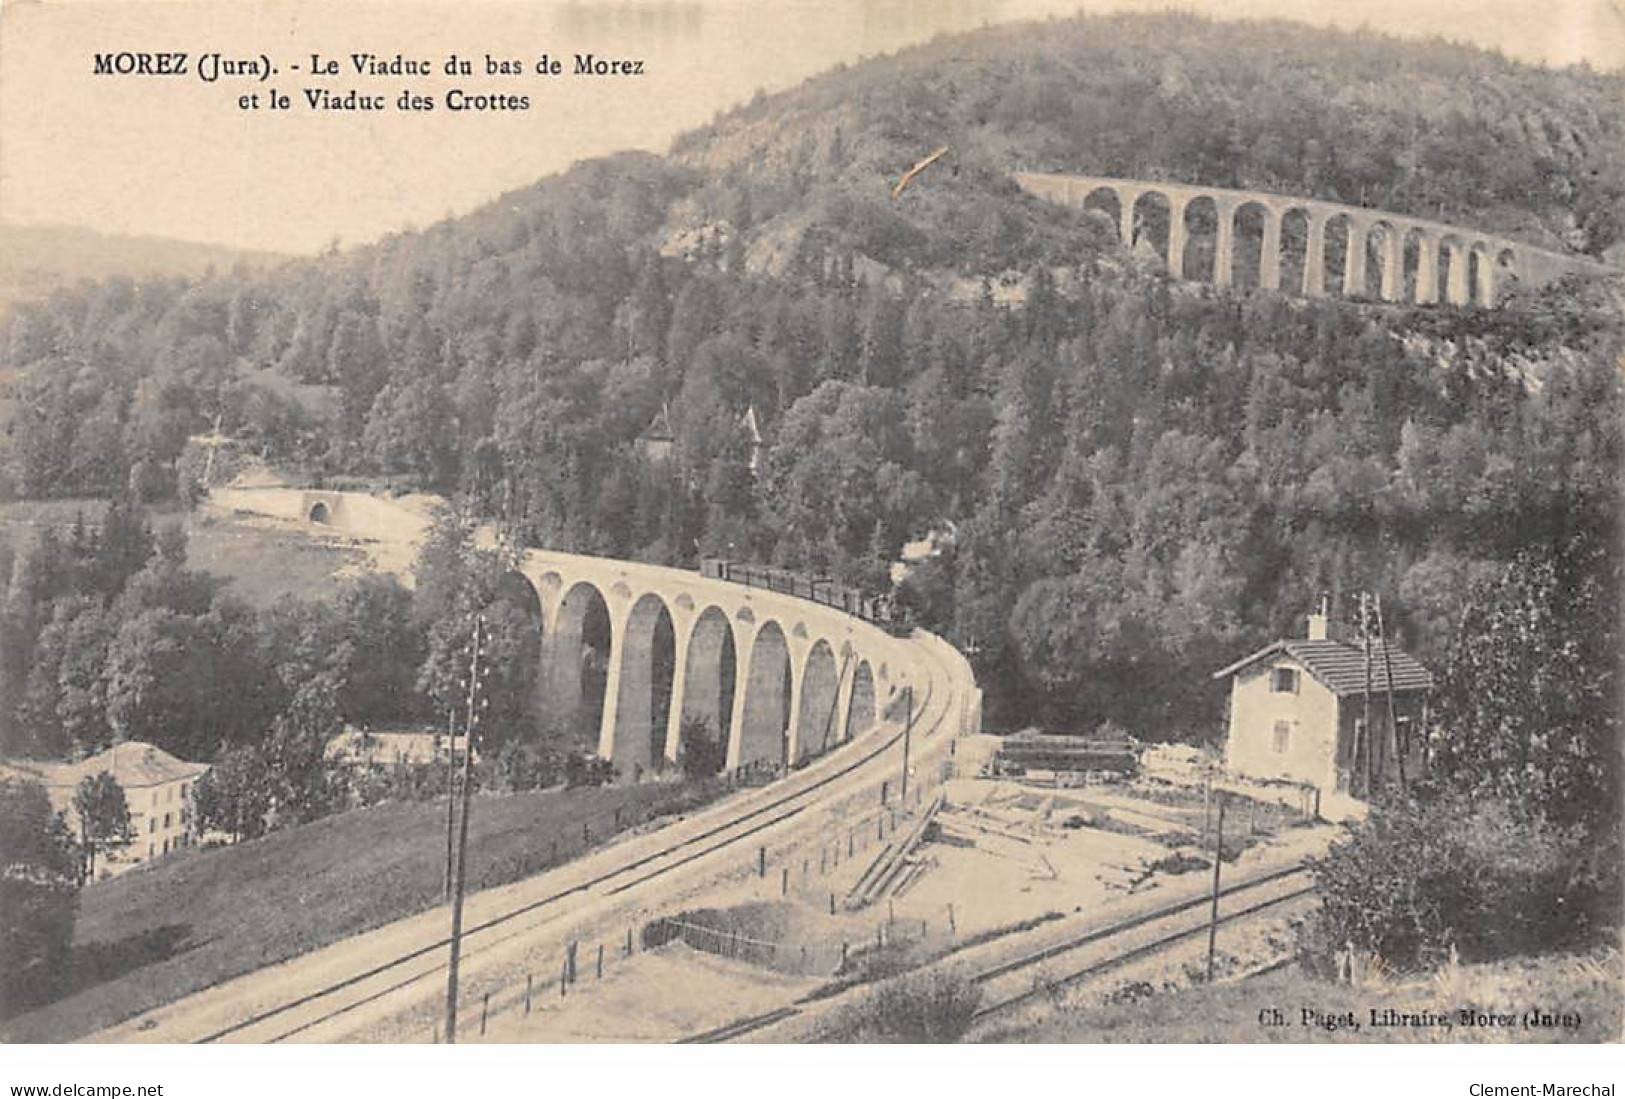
[163,812,171,829]
[1272,721,1292,753]
[149,818,156,834]
[180,783,189,799]
[1270,667,1300,694]
[152,790,159,808]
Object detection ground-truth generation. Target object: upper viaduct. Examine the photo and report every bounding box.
[1015,171,1619,307]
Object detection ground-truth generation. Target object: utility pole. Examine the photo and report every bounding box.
[443,705,457,902]
[444,615,486,1044]
[1206,792,1226,983]
[900,683,914,802]
[1374,594,1405,792]
[1360,592,1375,796]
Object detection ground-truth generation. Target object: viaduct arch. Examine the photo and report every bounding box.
[506,548,919,779]
[1017,171,1618,307]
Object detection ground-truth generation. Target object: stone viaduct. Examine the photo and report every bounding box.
[206,486,963,780]
[1015,171,1617,307]
[507,549,927,778]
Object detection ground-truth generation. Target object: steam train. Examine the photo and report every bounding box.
[698,558,913,637]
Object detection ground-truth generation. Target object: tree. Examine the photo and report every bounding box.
[678,716,726,779]
[72,771,130,881]
[0,778,80,1004]
[193,743,271,844]
[1430,537,1620,837]
[261,683,346,829]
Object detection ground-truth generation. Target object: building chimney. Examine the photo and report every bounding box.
[1306,595,1331,641]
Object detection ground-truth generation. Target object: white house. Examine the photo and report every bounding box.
[1,742,209,871]
[1211,606,1433,805]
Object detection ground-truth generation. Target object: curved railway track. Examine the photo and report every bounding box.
[178,630,966,1044]
[680,860,1316,1043]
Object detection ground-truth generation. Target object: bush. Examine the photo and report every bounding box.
[1308,794,1614,972]
[563,752,615,788]
[829,967,982,1042]
[678,717,726,779]
[497,739,559,792]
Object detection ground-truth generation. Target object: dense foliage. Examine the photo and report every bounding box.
[2,13,1620,751]
[0,778,79,1008]
[1310,538,1621,969]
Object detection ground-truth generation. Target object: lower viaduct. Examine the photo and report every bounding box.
[212,486,978,778]
[506,549,945,777]
[1015,171,1618,307]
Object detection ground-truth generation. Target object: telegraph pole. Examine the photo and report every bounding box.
[444,615,486,1044]
[443,705,457,903]
[1361,593,1375,795]
[900,683,914,802]
[1206,792,1226,983]
[1374,594,1405,792]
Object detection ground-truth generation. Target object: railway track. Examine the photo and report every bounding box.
[681,860,1316,1043]
[968,862,1314,1020]
[170,630,965,1044]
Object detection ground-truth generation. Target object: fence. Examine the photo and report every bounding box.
[432,782,957,1042]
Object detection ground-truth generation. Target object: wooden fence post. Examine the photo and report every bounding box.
[480,992,489,1036]
[596,943,604,979]
[525,973,533,1015]
[781,866,789,896]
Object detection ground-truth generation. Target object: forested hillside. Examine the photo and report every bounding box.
[2,12,1620,754]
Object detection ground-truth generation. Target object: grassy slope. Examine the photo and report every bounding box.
[975,949,1623,1043]
[0,499,365,609]
[183,512,368,608]
[1,779,720,1042]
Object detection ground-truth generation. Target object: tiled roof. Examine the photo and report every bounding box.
[2,742,207,791]
[1212,638,1434,696]
[94,742,209,787]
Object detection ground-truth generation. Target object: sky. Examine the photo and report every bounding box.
[1,0,1622,255]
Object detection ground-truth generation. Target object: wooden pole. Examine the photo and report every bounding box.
[443,706,457,903]
[444,615,485,1044]
[1375,594,1406,791]
[900,684,914,802]
[1361,593,1374,796]
[1206,794,1226,983]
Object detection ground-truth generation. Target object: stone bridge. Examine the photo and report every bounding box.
[1015,171,1617,307]
[204,487,978,781]
[507,549,936,778]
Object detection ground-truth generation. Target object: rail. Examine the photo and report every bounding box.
[180,625,975,1043]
